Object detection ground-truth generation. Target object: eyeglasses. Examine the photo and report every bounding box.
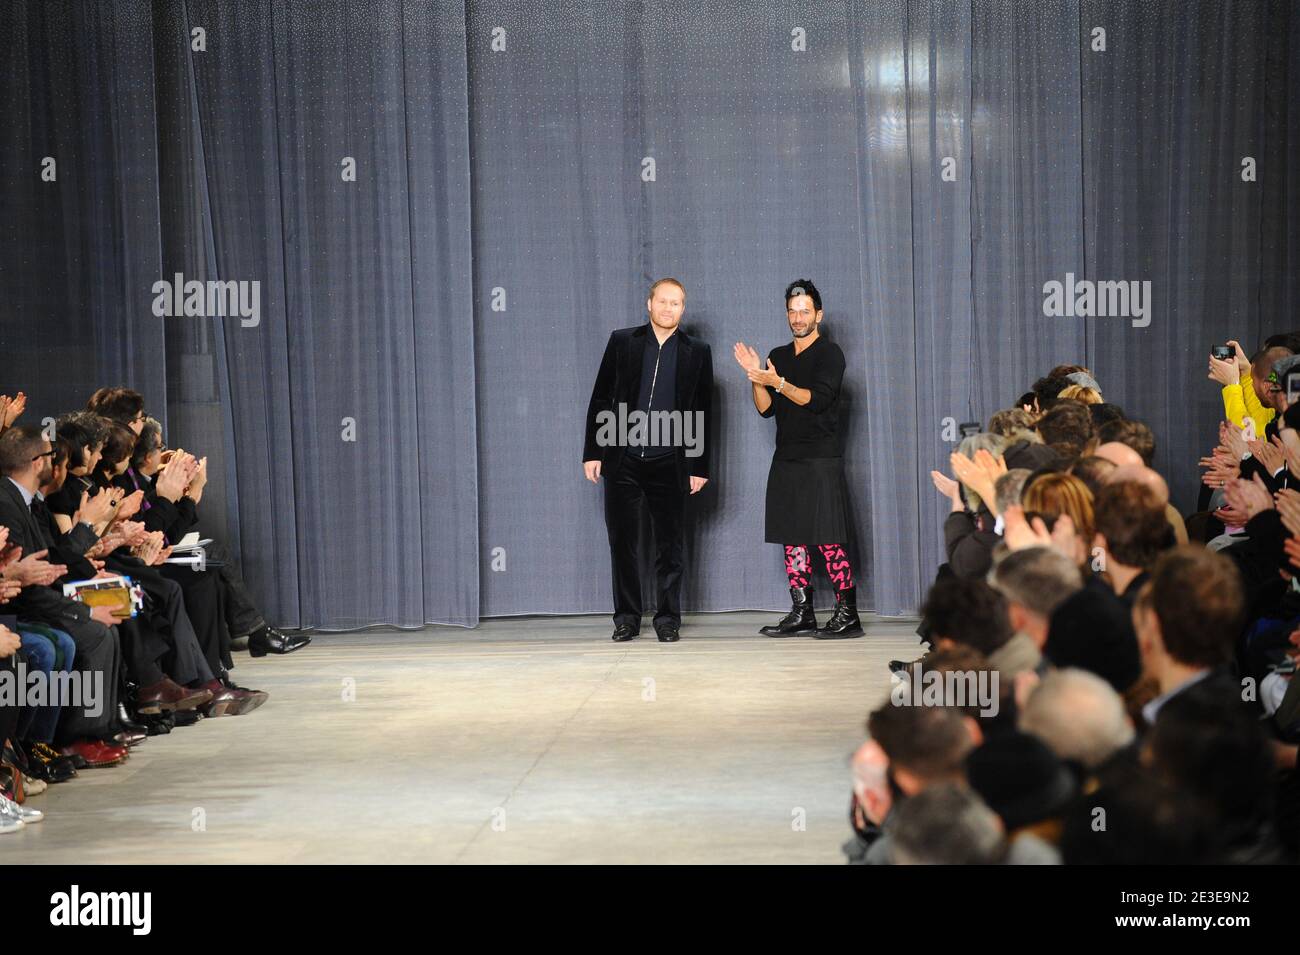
[30,449,55,462]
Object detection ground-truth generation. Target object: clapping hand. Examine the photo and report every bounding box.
[0,393,25,430]
[154,450,195,501]
[1002,507,1082,564]
[131,531,166,566]
[930,469,963,511]
[746,358,782,390]
[1220,420,1250,460]
[1223,474,1274,520]
[949,449,1006,514]
[113,489,145,521]
[732,342,761,373]
[2,549,66,587]
[76,486,119,528]
[1248,439,1286,476]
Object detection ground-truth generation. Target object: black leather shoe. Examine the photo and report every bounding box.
[59,750,88,770]
[117,703,149,734]
[656,624,680,643]
[139,713,173,736]
[889,647,932,674]
[611,624,638,642]
[248,625,312,657]
[760,586,819,636]
[108,725,147,747]
[814,586,864,639]
[24,743,77,783]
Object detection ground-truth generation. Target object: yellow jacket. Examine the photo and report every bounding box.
[1222,381,1274,433]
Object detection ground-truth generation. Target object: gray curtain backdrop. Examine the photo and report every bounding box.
[2,0,1297,628]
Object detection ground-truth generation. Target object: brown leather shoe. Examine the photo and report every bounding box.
[198,678,269,717]
[136,678,214,714]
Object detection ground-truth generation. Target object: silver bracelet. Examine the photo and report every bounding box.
[776,377,786,395]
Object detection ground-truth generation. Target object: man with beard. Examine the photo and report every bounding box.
[583,278,713,643]
[0,425,128,766]
[734,279,862,638]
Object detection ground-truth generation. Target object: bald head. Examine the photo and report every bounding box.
[1095,441,1143,469]
[1106,464,1169,503]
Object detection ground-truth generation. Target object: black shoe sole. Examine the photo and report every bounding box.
[813,628,864,639]
[249,637,312,658]
[759,626,819,637]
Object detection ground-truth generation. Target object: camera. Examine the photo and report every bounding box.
[1211,344,1234,362]
[1287,370,1300,409]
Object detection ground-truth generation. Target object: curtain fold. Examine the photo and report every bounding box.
[2,0,1296,625]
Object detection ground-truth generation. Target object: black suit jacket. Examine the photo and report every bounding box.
[113,469,197,543]
[31,497,98,581]
[0,477,93,628]
[583,324,713,484]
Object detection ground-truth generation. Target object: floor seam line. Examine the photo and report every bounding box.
[451,650,628,862]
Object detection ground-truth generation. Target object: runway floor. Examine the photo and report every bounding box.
[7,612,923,864]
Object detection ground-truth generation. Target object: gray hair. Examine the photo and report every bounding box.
[1066,371,1101,392]
[889,784,1007,865]
[988,546,1082,617]
[956,432,1008,511]
[994,468,1032,515]
[1019,668,1135,769]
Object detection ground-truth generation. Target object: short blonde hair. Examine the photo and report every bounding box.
[648,277,685,301]
[1057,384,1102,405]
[1021,472,1096,550]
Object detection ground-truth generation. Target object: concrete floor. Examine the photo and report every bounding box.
[5,612,923,864]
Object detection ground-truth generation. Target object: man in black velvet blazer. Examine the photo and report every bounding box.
[583,278,712,643]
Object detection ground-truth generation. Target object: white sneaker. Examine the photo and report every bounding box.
[22,774,47,796]
[0,792,42,824]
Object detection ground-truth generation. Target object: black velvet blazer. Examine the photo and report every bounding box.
[582,323,713,484]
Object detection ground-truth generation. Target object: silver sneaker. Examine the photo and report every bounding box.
[0,792,42,824]
[0,814,21,834]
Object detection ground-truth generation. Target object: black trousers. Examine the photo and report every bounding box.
[202,539,266,639]
[161,564,231,676]
[604,451,685,631]
[0,655,20,745]
[51,615,121,745]
[109,556,211,685]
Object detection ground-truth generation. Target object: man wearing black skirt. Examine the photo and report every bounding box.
[734,279,863,639]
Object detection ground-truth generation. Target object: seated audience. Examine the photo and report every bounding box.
[888,784,1009,865]
[0,385,300,829]
[857,345,1300,863]
[1018,668,1135,772]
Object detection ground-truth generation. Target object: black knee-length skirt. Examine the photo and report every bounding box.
[764,456,853,544]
